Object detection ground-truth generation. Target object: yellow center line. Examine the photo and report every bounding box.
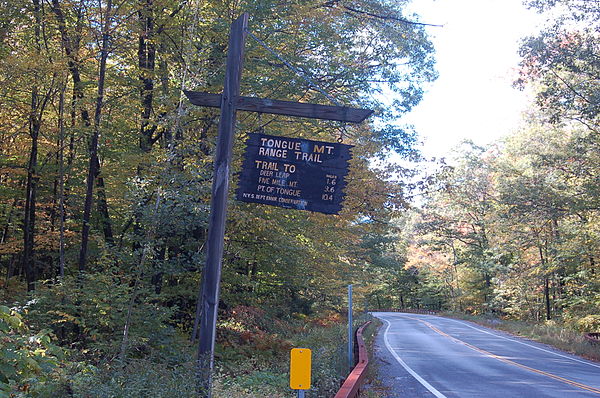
[405,316,600,395]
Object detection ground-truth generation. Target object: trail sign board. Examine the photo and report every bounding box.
[236,133,352,214]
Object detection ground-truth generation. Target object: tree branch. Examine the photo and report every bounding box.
[342,5,444,27]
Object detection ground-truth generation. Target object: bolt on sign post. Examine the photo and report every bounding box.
[290,348,312,398]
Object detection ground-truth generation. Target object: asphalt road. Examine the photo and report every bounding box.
[370,312,600,398]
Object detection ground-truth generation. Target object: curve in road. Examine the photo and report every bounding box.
[373,312,600,398]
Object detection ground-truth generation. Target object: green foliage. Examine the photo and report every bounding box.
[44,310,358,398]
[519,1,599,130]
[407,108,599,320]
[27,272,178,361]
[0,305,62,397]
[573,315,600,333]
[215,369,288,397]
[0,0,438,395]
[69,361,198,398]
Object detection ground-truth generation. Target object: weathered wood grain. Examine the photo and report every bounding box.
[184,90,373,123]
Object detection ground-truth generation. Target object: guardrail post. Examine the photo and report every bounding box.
[348,284,353,371]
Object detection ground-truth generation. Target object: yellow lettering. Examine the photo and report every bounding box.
[258,147,288,158]
[254,160,280,171]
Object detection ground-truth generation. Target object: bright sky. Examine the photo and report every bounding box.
[403,0,545,159]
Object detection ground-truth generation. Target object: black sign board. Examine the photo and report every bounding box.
[236,133,353,214]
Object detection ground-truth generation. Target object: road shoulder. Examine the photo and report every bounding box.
[363,317,437,398]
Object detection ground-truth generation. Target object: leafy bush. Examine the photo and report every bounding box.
[0,305,62,397]
[576,315,600,333]
[212,308,362,398]
[26,273,177,360]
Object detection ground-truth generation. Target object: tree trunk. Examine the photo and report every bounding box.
[22,0,46,291]
[23,92,40,291]
[78,0,113,271]
[95,159,114,244]
[78,144,98,271]
[7,254,17,280]
[538,244,551,321]
[138,0,157,154]
[58,76,67,279]
[51,0,90,126]
[1,198,17,245]
[52,0,114,257]
[544,277,551,321]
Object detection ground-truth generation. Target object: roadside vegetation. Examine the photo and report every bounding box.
[2,296,372,397]
[0,0,435,395]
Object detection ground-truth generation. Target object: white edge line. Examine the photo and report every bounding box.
[381,317,448,398]
[442,317,600,370]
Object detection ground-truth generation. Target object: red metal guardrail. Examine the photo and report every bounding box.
[333,321,372,398]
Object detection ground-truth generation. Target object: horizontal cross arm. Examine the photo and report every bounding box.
[184,90,373,123]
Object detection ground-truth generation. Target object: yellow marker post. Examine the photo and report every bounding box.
[290,348,312,397]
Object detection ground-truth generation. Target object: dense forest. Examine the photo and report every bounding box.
[0,0,435,396]
[375,0,599,329]
[0,0,598,396]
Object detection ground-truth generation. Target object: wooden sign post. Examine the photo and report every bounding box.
[185,13,372,398]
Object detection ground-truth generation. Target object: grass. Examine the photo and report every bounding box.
[357,316,388,398]
[44,309,371,398]
[211,309,357,398]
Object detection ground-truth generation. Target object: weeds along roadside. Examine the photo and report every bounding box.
[441,312,600,363]
[1,300,376,397]
[359,317,388,398]
[212,311,600,398]
[212,308,371,398]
